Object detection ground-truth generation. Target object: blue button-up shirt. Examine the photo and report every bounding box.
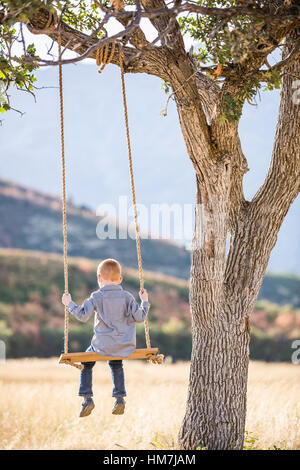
[68,284,149,357]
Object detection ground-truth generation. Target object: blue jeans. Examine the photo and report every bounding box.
[79,346,126,398]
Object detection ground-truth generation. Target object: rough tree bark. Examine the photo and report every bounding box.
[26,3,300,450]
[178,27,300,450]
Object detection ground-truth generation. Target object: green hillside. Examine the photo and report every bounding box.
[0,249,299,362]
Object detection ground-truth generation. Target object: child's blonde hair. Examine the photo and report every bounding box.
[97,259,121,282]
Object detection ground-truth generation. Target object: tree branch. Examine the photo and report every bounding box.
[140,0,185,50]
[252,27,300,220]
[207,2,300,139]
[97,0,149,50]
[26,8,168,78]
[256,37,300,80]
[25,5,216,125]
[195,70,220,122]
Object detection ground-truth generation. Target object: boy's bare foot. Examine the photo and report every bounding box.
[112,397,125,415]
[79,398,95,418]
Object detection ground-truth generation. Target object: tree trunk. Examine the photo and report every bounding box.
[170,74,253,448]
[176,24,300,448]
[178,182,251,450]
[179,308,250,450]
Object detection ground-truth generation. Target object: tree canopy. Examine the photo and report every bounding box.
[0,1,299,120]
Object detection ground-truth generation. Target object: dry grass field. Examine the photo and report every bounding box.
[0,359,299,450]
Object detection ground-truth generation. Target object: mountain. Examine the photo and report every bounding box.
[0,179,191,278]
[1,178,300,307]
[0,64,299,273]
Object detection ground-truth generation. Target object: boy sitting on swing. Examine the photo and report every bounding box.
[62,258,149,418]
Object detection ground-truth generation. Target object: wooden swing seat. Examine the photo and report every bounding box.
[59,348,159,366]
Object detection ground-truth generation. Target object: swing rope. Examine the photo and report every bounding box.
[118,45,150,351]
[96,42,163,364]
[58,31,83,371]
